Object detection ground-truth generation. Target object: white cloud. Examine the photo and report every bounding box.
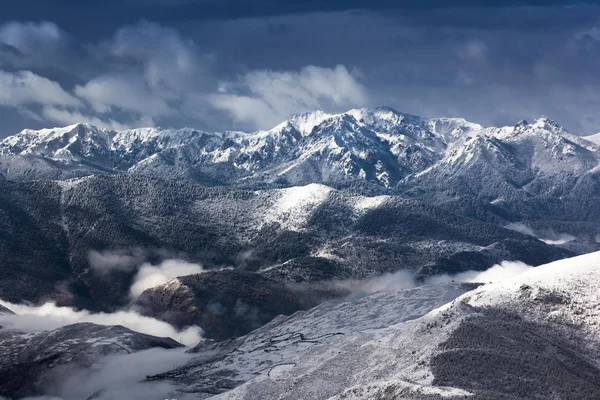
[0,300,202,346]
[209,64,368,129]
[540,235,576,245]
[0,22,370,133]
[12,348,198,400]
[88,249,147,274]
[74,74,175,117]
[427,260,534,285]
[346,260,535,298]
[129,259,205,299]
[0,70,81,107]
[0,21,97,85]
[505,222,537,237]
[17,348,198,400]
[350,270,417,294]
[0,21,212,130]
[55,348,198,400]
[41,106,138,131]
[68,22,215,124]
[108,21,209,94]
[0,22,369,133]
[505,222,576,245]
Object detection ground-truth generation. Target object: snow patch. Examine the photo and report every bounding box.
[263,184,333,230]
[353,195,390,213]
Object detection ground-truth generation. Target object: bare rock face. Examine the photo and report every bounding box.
[0,322,183,398]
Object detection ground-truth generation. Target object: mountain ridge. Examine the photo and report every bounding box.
[1,108,597,190]
[0,108,560,179]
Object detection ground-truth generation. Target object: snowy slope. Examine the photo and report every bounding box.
[400,117,600,230]
[156,251,600,399]
[583,132,600,146]
[149,283,480,398]
[0,174,572,334]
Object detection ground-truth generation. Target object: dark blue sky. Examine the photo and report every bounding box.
[2,0,600,136]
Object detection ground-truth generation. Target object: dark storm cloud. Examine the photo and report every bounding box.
[2,1,600,137]
[1,0,597,38]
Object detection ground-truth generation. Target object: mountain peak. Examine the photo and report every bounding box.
[268,110,334,136]
[515,119,528,128]
[530,116,565,132]
[274,107,421,136]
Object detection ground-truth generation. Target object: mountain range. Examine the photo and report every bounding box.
[1,107,598,193]
[3,107,600,227]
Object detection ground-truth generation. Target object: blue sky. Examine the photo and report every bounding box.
[2,0,600,136]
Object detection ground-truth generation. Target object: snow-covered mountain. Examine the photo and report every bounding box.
[152,251,600,399]
[150,282,480,398]
[2,108,599,209]
[5,250,600,399]
[404,117,600,199]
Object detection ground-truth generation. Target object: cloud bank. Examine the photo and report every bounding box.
[505,222,576,245]
[54,348,198,400]
[346,260,535,298]
[0,70,80,108]
[88,248,148,274]
[17,348,198,400]
[0,300,202,346]
[88,250,207,299]
[0,20,366,133]
[427,260,534,285]
[4,4,600,135]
